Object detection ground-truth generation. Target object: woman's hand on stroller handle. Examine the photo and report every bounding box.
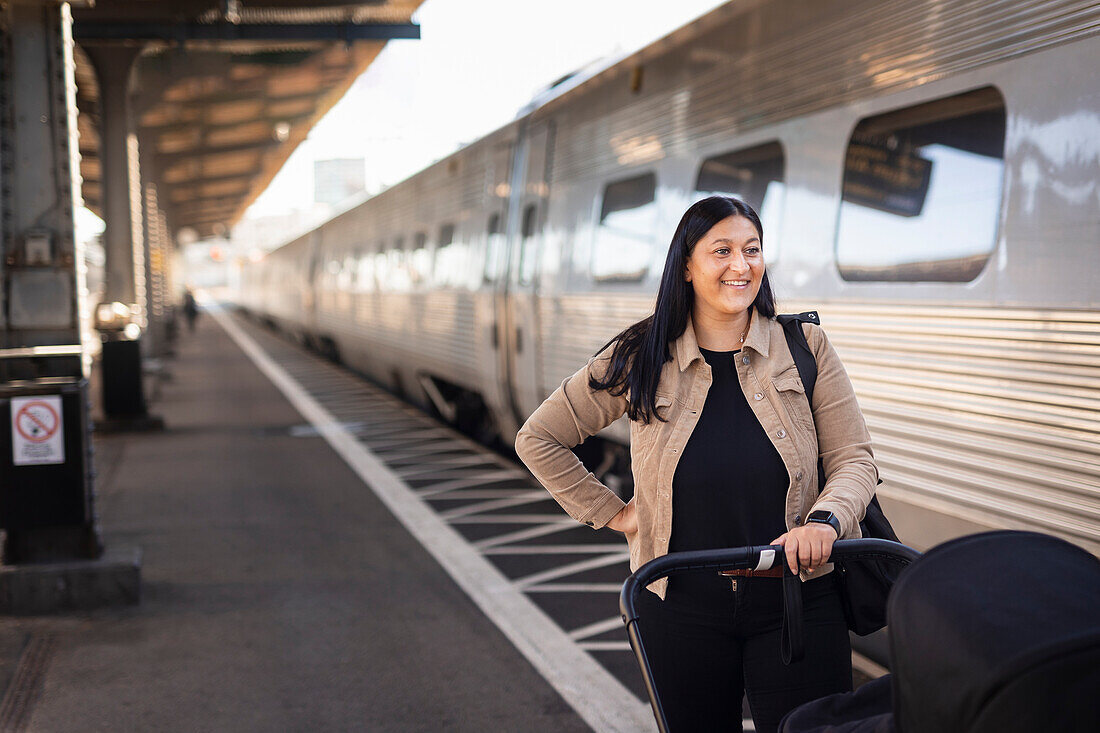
[770,524,838,574]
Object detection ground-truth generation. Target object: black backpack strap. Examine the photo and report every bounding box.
[777,311,819,405]
[778,311,818,665]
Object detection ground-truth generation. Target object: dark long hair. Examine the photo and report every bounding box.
[589,196,776,423]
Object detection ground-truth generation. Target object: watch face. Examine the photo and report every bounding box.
[808,510,833,522]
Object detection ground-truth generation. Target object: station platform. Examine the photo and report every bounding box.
[0,309,599,731]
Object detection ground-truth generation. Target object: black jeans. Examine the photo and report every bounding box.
[635,571,852,733]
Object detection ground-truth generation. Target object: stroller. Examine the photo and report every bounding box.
[621,531,1100,732]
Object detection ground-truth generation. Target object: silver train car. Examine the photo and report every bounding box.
[237,0,1100,557]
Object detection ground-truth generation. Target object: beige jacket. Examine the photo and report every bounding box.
[514,308,879,598]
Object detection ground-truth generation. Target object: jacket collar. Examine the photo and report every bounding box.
[675,308,772,372]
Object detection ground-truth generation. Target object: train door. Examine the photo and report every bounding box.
[500,122,554,430]
[482,142,514,432]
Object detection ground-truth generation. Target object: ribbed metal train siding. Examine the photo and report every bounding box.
[539,293,652,388]
[542,294,1100,555]
[543,0,1100,183]
[816,302,1100,555]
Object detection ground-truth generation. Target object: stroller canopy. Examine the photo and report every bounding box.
[888,530,1100,733]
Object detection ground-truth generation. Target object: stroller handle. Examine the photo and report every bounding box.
[618,539,920,733]
[620,538,920,623]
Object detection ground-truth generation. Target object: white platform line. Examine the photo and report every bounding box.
[526,583,624,593]
[449,514,573,525]
[375,445,477,460]
[417,475,531,496]
[570,617,629,642]
[473,521,577,549]
[578,641,633,652]
[365,430,458,447]
[515,553,629,590]
[483,544,627,555]
[438,492,551,520]
[393,456,498,477]
[426,489,551,501]
[210,305,653,733]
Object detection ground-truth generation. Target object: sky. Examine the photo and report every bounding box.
[241,0,728,223]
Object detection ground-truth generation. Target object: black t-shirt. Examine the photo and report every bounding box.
[669,347,789,556]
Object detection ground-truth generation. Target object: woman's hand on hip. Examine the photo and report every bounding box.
[770,523,837,574]
[606,498,638,535]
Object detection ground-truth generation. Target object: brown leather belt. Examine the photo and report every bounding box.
[718,566,784,579]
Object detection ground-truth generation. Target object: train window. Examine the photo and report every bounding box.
[518,204,539,286]
[434,222,466,288]
[483,212,505,283]
[836,86,1006,282]
[373,251,388,289]
[593,172,658,282]
[438,223,455,246]
[356,251,375,292]
[387,237,409,291]
[410,231,430,285]
[695,141,785,264]
[338,253,355,291]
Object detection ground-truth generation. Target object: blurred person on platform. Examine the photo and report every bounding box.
[183,288,199,332]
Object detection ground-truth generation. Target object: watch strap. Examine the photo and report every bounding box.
[808,511,841,537]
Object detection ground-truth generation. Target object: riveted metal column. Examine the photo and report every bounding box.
[0,1,102,564]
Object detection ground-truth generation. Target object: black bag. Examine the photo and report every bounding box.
[778,312,903,640]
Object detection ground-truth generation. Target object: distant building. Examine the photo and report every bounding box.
[314,158,366,207]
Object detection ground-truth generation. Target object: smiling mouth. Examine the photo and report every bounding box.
[721,280,750,286]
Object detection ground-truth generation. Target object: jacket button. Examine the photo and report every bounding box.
[742,356,750,365]
[795,471,803,481]
[671,447,678,453]
[794,514,802,525]
[585,520,594,526]
[754,393,763,400]
[777,429,787,438]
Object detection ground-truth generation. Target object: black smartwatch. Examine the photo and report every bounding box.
[807,509,841,537]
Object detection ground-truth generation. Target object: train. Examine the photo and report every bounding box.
[236,0,1100,557]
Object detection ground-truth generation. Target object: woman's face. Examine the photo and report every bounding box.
[684,215,764,322]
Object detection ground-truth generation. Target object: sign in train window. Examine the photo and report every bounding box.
[593,172,657,283]
[695,141,785,264]
[836,87,1006,282]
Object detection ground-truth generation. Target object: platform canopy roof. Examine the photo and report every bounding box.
[72,0,423,240]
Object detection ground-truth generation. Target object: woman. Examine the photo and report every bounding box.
[515,196,878,732]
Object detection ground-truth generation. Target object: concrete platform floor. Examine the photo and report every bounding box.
[0,314,591,732]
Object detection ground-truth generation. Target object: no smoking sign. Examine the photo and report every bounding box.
[11,395,65,465]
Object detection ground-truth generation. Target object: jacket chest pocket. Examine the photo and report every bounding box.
[630,393,675,457]
[771,372,815,431]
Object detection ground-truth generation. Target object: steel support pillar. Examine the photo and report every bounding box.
[0,3,140,610]
[0,1,99,563]
[82,41,161,426]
